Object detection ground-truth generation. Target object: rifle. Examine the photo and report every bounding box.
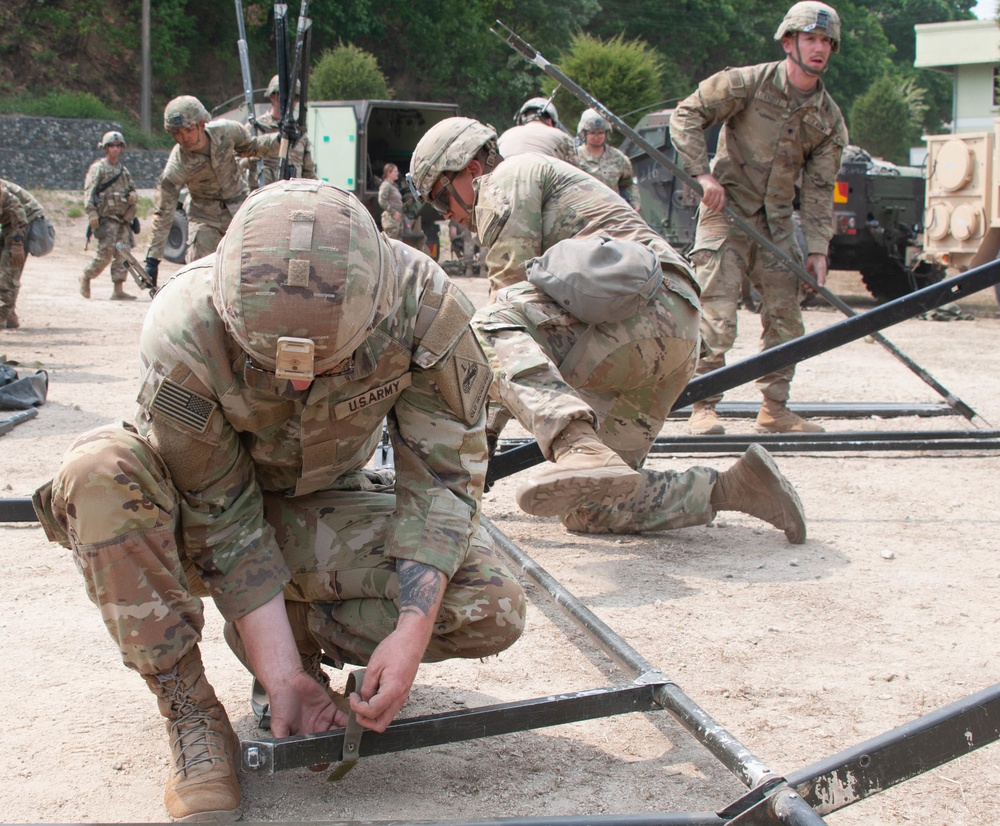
[492,20,987,429]
[235,0,266,188]
[275,1,312,181]
[115,241,157,297]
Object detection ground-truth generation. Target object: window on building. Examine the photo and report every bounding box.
[994,67,1000,107]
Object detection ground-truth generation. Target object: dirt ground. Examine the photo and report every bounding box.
[2,191,999,825]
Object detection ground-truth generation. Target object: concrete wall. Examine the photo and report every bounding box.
[956,64,999,132]
[0,115,170,191]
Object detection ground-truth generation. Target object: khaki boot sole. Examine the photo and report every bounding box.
[755,419,825,433]
[516,465,642,517]
[742,444,807,544]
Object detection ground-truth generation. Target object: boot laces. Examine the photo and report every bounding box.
[156,672,225,778]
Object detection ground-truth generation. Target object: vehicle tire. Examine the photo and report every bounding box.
[163,208,188,264]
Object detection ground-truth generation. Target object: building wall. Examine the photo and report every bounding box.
[956,64,1000,133]
[0,115,170,191]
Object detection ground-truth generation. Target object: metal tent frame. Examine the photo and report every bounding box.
[239,518,1000,824]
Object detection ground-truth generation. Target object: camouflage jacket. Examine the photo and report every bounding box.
[472,153,696,294]
[0,187,29,239]
[1,180,44,237]
[497,124,578,166]
[146,120,280,259]
[133,242,491,618]
[249,110,317,187]
[575,144,641,210]
[669,60,848,254]
[84,157,137,221]
[378,179,403,214]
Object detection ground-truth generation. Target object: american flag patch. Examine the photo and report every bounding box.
[150,378,216,434]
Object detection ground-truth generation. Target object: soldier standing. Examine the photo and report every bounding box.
[248,74,317,188]
[0,179,45,329]
[33,181,524,822]
[142,95,280,285]
[378,163,404,239]
[497,97,578,165]
[81,130,138,301]
[670,2,848,435]
[574,109,641,210]
[408,117,806,542]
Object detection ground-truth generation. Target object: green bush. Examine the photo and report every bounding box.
[849,75,915,164]
[542,33,665,139]
[310,44,392,101]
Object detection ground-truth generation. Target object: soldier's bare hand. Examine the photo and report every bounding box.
[348,628,424,732]
[89,217,101,231]
[268,670,346,738]
[696,173,726,212]
[9,241,25,267]
[127,191,138,205]
[804,253,828,289]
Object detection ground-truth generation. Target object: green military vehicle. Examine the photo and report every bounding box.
[620,110,944,303]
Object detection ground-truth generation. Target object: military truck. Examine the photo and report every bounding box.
[165,98,459,263]
[620,109,944,302]
[922,123,1000,304]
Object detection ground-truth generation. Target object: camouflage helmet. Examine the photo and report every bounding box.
[408,117,498,202]
[99,130,126,149]
[775,2,841,52]
[213,179,398,379]
[516,97,559,126]
[163,95,211,132]
[577,108,611,135]
[266,74,302,98]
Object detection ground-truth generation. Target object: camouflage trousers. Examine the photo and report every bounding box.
[0,235,28,315]
[381,212,403,240]
[691,208,805,403]
[34,425,526,676]
[473,274,716,533]
[83,218,131,285]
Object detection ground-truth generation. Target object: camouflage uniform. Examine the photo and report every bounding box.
[0,180,43,322]
[575,144,641,210]
[469,153,717,533]
[497,124,578,166]
[82,155,137,289]
[670,60,847,403]
[474,153,690,294]
[34,216,523,677]
[145,120,280,263]
[474,272,720,533]
[249,109,316,187]
[378,179,404,239]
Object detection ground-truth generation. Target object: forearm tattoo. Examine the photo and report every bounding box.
[398,560,445,618]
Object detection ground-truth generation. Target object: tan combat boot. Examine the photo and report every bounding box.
[756,398,824,433]
[111,281,136,300]
[143,649,241,823]
[516,420,642,517]
[80,275,91,299]
[5,310,19,329]
[688,401,724,435]
[710,443,806,544]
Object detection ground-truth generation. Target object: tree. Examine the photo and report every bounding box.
[849,74,913,162]
[310,44,391,100]
[540,33,665,137]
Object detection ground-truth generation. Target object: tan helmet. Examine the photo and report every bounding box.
[408,117,498,202]
[266,74,301,98]
[775,2,841,52]
[99,130,126,149]
[577,108,610,135]
[516,96,560,126]
[213,179,398,380]
[163,95,211,132]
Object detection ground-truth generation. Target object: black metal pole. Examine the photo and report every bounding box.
[491,20,986,427]
[486,261,1000,485]
[482,518,780,794]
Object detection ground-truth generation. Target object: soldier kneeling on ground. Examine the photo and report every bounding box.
[33,180,526,822]
[409,117,806,543]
